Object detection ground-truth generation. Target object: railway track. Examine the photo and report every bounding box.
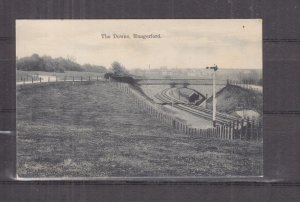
[186,105,239,122]
[155,88,239,125]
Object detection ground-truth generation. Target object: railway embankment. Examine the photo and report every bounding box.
[207,84,262,116]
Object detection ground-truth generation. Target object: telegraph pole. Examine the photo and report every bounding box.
[206,65,218,127]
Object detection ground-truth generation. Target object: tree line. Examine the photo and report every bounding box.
[16,54,107,73]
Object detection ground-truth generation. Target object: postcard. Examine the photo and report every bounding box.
[16,19,262,178]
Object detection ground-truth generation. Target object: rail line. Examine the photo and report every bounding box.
[155,88,239,125]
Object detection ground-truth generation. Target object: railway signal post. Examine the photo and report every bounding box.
[206,65,218,127]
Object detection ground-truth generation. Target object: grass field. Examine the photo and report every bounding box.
[17,82,262,177]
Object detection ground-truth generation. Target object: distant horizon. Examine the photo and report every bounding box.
[17,53,261,71]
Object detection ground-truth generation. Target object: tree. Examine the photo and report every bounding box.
[110,61,129,76]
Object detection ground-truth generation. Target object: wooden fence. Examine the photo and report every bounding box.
[115,82,263,142]
[17,75,102,84]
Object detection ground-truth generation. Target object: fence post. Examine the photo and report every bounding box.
[259,119,262,142]
[246,117,250,140]
[254,118,258,142]
[232,121,236,140]
[89,76,90,81]
[239,119,243,140]
[226,125,230,140]
[227,124,230,140]
[235,120,239,140]
[227,123,230,140]
[230,123,233,139]
[229,122,233,140]
[223,125,226,139]
[221,126,224,139]
[251,118,255,141]
[40,77,42,83]
[32,78,33,83]
[224,125,227,139]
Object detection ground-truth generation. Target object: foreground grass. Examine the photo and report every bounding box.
[17,82,262,177]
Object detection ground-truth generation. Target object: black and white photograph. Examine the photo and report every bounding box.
[16,19,263,178]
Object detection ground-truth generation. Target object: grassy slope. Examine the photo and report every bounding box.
[207,85,263,114]
[17,82,262,177]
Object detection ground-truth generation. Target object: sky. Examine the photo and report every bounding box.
[16,19,262,70]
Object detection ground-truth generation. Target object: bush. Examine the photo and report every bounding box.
[104,73,114,79]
